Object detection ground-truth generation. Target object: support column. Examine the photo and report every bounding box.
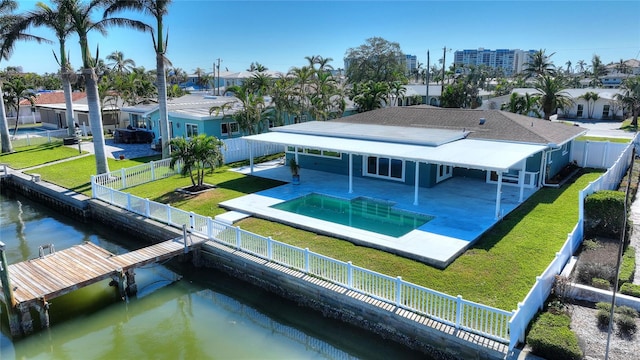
[249,143,254,174]
[495,173,503,219]
[348,153,353,193]
[19,304,33,335]
[116,268,126,300]
[35,298,50,328]
[0,241,20,336]
[125,269,137,296]
[519,160,526,203]
[414,161,420,205]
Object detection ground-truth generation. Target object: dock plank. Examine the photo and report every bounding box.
[1,237,197,308]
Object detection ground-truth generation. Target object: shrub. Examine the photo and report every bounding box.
[616,306,638,318]
[576,261,616,285]
[615,314,637,336]
[527,312,583,360]
[582,239,601,251]
[584,190,626,238]
[620,283,640,298]
[597,308,611,329]
[591,278,611,290]
[596,302,612,312]
[618,246,636,288]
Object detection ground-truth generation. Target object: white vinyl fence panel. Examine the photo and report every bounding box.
[573,140,630,169]
[222,137,283,164]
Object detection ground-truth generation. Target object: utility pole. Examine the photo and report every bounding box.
[425,50,430,105]
[441,46,447,95]
[212,61,216,95]
[216,58,222,96]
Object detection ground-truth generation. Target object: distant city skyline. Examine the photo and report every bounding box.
[6,1,640,75]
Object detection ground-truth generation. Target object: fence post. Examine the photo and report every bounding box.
[207,217,213,239]
[26,133,31,146]
[304,248,310,273]
[536,276,544,309]
[267,236,273,261]
[126,193,132,211]
[189,212,195,231]
[91,175,96,198]
[347,261,353,289]
[47,131,51,143]
[235,227,241,250]
[455,295,463,329]
[396,276,402,307]
[145,198,150,218]
[109,188,114,205]
[120,168,127,189]
[150,160,156,181]
[167,204,172,225]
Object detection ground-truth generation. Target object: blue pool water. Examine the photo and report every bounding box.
[14,127,48,134]
[271,193,433,237]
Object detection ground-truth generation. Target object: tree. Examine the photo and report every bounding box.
[501,92,541,118]
[3,76,36,134]
[226,84,272,135]
[246,61,267,72]
[104,0,173,159]
[106,50,135,74]
[522,49,556,78]
[169,134,225,189]
[349,80,389,112]
[576,60,587,74]
[534,75,573,120]
[0,0,51,153]
[344,37,406,84]
[388,80,406,107]
[21,0,76,136]
[616,76,640,127]
[588,55,607,87]
[65,0,149,174]
[580,91,599,119]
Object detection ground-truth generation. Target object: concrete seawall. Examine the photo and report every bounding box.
[0,173,507,359]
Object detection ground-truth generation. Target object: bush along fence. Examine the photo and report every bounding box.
[507,133,638,350]
[90,179,513,345]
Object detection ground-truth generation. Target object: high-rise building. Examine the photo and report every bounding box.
[453,48,535,76]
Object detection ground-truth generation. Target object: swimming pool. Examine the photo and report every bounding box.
[271,193,434,237]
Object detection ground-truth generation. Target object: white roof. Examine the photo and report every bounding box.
[244,132,547,172]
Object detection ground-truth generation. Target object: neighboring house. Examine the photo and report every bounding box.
[486,88,625,120]
[243,106,586,217]
[36,93,126,132]
[120,93,357,146]
[13,91,85,127]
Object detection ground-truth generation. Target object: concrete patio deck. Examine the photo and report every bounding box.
[220,161,537,268]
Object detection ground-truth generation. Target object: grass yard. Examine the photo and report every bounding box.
[0,141,87,169]
[575,136,631,143]
[25,155,160,195]
[125,166,602,311]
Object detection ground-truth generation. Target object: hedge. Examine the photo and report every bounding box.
[618,246,636,288]
[620,283,640,298]
[584,190,626,238]
[527,312,583,360]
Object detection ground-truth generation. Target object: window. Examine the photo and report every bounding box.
[169,121,174,138]
[562,143,569,156]
[365,156,404,180]
[186,123,198,138]
[221,122,239,136]
[286,146,341,159]
[602,105,610,118]
[576,104,584,118]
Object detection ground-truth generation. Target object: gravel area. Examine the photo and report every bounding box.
[570,302,639,360]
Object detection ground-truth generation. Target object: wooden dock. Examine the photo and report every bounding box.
[0,234,206,337]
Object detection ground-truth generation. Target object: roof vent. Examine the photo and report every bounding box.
[479,118,486,125]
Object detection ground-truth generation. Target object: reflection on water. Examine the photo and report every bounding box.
[0,191,429,359]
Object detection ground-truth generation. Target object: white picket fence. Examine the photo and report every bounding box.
[221,137,283,164]
[91,180,513,344]
[507,133,637,349]
[92,158,178,190]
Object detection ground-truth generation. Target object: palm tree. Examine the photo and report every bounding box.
[104,0,173,160]
[388,80,406,107]
[588,55,607,87]
[226,84,271,135]
[501,92,541,118]
[350,80,389,112]
[106,50,135,74]
[169,134,225,189]
[580,91,599,119]
[522,49,556,78]
[21,0,76,136]
[565,60,572,75]
[0,0,51,153]
[534,75,573,120]
[65,0,149,174]
[3,77,36,135]
[616,76,640,128]
[576,60,587,74]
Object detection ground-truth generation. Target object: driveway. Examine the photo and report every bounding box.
[566,119,635,139]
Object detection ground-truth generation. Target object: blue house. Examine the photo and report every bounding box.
[243,106,587,219]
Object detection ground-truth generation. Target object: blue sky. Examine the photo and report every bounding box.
[6,0,640,75]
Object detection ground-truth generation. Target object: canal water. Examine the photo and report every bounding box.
[0,191,429,359]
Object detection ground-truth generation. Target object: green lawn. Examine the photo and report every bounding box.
[0,141,87,169]
[124,167,602,311]
[576,136,631,143]
[24,155,161,195]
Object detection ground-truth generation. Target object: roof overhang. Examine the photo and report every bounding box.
[244,132,548,172]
